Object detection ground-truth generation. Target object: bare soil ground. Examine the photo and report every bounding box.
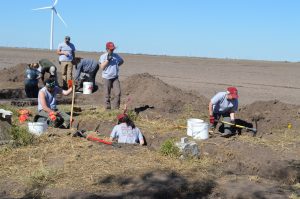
[0,47,299,198]
[0,47,300,105]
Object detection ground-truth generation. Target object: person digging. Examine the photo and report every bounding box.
[37,78,73,128]
[208,87,239,137]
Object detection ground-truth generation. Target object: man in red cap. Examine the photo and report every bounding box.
[208,87,239,137]
[99,42,124,110]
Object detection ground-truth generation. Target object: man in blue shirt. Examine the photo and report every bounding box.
[208,87,239,137]
[99,42,124,110]
[74,58,99,90]
[56,36,76,89]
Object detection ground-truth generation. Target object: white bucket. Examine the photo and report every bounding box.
[187,118,209,140]
[83,82,93,94]
[28,122,48,136]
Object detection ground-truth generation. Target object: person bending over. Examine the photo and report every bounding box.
[208,87,239,137]
[38,58,58,85]
[24,63,40,98]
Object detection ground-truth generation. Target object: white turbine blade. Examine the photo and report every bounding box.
[32,6,52,11]
[53,0,58,7]
[54,9,67,27]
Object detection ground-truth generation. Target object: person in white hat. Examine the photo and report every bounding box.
[38,58,58,85]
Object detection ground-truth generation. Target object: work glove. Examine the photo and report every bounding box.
[67,80,73,88]
[230,119,235,125]
[19,114,29,123]
[209,115,215,124]
[107,53,113,61]
[49,111,57,121]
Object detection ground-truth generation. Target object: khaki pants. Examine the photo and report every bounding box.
[60,61,73,88]
[103,78,121,109]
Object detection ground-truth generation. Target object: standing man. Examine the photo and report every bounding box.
[57,36,76,89]
[38,58,58,85]
[99,42,124,110]
[74,58,99,90]
[208,87,239,137]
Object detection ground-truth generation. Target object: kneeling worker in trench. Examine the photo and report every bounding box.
[208,87,239,137]
[37,78,73,128]
[109,113,145,145]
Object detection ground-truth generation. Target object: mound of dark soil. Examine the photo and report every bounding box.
[0,63,27,83]
[122,73,208,113]
[238,100,300,135]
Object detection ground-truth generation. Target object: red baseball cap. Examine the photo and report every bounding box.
[106,42,115,50]
[227,87,239,98]
[117,113,127,121]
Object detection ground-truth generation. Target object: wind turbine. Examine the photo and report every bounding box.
[33,0,67,50]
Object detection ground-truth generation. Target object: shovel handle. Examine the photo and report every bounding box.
[221,121,257,133]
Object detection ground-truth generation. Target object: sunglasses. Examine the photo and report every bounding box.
[46,81,56,88]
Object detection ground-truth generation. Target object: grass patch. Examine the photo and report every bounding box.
[10,124,35,147]
[289,193,300,199]
[160,138,180,158]
[25,167,61,198]
[29,167,58,188]
[238,129,300,151]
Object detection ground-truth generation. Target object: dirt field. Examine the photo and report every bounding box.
[0,47,299,198]
[1,47,300,105]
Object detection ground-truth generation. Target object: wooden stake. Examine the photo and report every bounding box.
[70,81,75,129]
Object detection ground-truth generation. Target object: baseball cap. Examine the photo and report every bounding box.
[227,87,239,98]
[106,42,115,50]
[117,113,127,121]
[65,36,70,40]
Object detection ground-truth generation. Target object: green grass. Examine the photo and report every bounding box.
[160,138,180,158]
[10,124,35,147]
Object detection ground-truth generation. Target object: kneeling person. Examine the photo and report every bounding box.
[110,114,144,145]
[38,78,72,128]
[208,87,239,137]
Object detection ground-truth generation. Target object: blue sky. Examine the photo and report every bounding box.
[0,0,299,61]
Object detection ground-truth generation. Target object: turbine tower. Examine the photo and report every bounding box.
[33,0,67,50]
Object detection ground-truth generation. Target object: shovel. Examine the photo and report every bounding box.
[86,135,121,148]
[73,130,120,147]
[221,120,257,134]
